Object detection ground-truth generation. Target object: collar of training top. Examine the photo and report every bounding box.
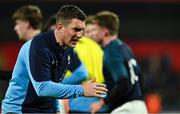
[49,30,67,54]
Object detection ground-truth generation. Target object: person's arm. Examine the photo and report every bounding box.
[0,70,12,81]
[23,41,107,99]
[91,79,130,113]
[62,63,88,84]
[91,99,105,114]
[103,46,139,106]
[62,51,88,84]
[104,78,132,106]
[23,43,83,98]
[103,52,133,106]
[91,52,131,113]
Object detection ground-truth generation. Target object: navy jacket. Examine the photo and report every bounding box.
[2,31,84,113]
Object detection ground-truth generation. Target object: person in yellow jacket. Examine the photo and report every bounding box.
[63,15,109,113]
[64,36,109,113]
[76,36,104,83]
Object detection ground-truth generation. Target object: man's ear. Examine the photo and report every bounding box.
[103,28,109,37]
[27,21,32,29]
[55,23,64,31]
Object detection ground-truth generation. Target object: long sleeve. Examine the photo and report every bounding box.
[24,40,84,98]
[62,64,88,84]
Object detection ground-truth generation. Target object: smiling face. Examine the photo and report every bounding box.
[55,18,85,48]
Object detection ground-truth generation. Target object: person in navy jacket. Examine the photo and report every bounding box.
[2,5,107,113]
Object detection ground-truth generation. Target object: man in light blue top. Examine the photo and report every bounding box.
[2,5,107,113]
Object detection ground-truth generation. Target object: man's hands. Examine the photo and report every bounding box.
[82,78,108,98]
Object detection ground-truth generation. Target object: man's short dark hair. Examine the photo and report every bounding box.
[56,5,86,26]
[12,5,43,30]
[94,11,119,35]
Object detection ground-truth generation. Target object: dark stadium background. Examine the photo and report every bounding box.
[0,0,180,113]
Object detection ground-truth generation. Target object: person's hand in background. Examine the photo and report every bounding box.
[91,99,105,114]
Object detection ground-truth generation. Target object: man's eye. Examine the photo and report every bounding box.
[73,28,82,32]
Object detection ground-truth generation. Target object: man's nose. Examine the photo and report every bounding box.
[76,31,83,37]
